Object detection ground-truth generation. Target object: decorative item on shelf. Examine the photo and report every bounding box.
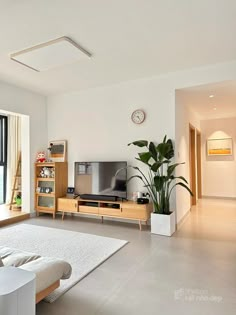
[67,187,75,194]
[40,187,53,194]
[127,136,193,236]
[51,168,55,178]
[137,198,149,204]
[36,151,46,163]
[39,167,55,178]
[48,140,67,162]
[132,191,143,202]
[14,192,22,207]
[132,191,138,202]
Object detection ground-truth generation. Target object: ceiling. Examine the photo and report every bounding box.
[1,0,236,95]
[177,80,236,119]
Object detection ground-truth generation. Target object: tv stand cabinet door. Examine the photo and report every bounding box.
[121,203,151,220]
[58,198,78,212]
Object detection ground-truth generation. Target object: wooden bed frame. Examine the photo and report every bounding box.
[36,280,60,303]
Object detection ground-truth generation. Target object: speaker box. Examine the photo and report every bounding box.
[80,194,117,202]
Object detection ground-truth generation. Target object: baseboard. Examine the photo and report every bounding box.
[176,209,191,230]
[202,195,236,200]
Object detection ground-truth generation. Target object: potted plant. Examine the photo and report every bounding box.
[128,136,193,236]
[15,192,22,207]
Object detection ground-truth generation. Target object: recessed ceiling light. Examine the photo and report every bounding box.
[10,37,91,72]
[209,95,215,98]
[213,107,217,110]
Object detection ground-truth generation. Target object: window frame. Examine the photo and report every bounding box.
[0,115,8,204]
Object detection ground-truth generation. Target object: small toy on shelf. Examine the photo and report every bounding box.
[50,168,55,178]
[14,192,22,207]
[40,166,55,178]
[36,151,46,163]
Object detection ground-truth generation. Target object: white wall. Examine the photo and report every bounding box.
[201,117,236,198]
[47,76,175,199]
[175,93,201,223]
[0,80,47,212]
[47,60,236,223]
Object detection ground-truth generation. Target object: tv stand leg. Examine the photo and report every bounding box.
[101,216,104,223]
[139,220,142,231]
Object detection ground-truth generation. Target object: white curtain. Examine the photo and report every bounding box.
[6,115,21,204]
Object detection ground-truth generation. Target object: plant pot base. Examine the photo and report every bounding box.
[151,212,176,236]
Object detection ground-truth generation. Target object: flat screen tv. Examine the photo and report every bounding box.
[74,161,127,199]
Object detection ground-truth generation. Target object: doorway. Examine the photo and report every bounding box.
[189,124,196,206]
[196,130,202,199]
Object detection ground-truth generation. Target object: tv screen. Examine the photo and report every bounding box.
[74,161,127,199]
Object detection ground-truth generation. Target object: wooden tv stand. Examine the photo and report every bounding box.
[57,196,152,230]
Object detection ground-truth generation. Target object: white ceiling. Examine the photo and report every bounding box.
[1,0,236,95]
[177,80,236,120]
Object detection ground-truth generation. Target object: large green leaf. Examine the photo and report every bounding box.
[157,142,171,159]
[174,176,188,184]
[138,151,151,164]
[167,162,184,176]
[128,140,148,147]
[149,142,157,161]
[151,162,162,172]
[127,175,143,183]
[165,139,174,159]
[154,176,166,191]
[175,182,193,196]
[157,139,174,160]
[151,160,169,172]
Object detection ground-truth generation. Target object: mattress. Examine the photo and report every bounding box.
[0,246,72,293]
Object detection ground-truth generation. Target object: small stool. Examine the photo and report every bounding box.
[0,266,36,315]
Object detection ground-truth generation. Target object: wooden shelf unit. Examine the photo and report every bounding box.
[58,196,152,230]
[35,162,68,219]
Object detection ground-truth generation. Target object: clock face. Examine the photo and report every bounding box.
[131,110,145,124]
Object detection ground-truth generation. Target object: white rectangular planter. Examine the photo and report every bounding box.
[151,211,176,236]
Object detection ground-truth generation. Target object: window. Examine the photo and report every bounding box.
[0,116,8,204]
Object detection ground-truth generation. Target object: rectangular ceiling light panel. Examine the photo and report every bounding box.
[10,37,91,71]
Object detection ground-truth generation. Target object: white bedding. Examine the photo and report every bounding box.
[0,246,72,293]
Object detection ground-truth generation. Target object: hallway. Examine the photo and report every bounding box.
[176,198,236,242]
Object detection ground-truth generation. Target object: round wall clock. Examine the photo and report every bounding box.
[131,109,146,124]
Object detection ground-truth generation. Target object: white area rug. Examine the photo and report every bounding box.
[0,224,128,302]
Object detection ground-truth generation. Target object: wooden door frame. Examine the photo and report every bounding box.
[196,129,202,199]
[189,124,196,206]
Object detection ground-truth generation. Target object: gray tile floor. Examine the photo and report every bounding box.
[32,198,236,315]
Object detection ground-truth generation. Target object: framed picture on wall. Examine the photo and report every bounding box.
[48,140,67,162]
[207,138,233,156]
